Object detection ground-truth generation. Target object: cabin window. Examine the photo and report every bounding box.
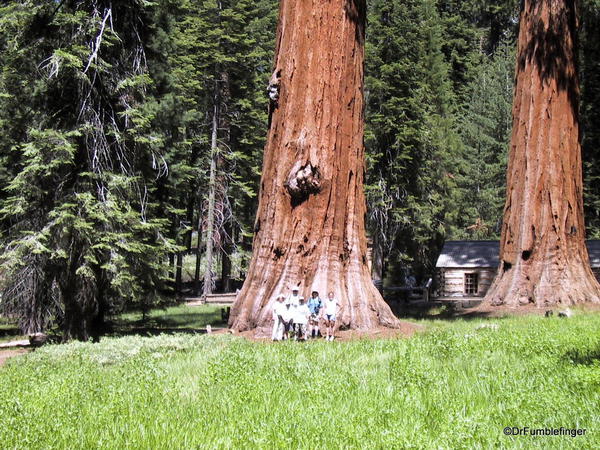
[464,273,478,295]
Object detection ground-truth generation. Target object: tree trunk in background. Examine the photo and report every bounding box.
[202,93,219,298]
[175,252,183,294]
[194,205,204,296]
[485,0,600,306]
[168,253,175,288]
[176,191,195,294]
[221,219,233,292]
[371,234,385,289]
[229,0,399,332]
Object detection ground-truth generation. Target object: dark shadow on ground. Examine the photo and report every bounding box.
[563,347,600,366]
[386,297,502,321]
[0,327,21,338]
[106,308,228,338]
[106,327,220,337]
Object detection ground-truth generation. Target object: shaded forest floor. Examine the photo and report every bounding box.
[389,298,600,320]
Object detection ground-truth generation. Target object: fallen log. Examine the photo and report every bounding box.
[0,339,30,349]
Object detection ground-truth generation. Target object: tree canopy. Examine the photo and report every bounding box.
[2,0,600,338]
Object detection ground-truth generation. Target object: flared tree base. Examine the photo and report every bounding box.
[485,260,600,307]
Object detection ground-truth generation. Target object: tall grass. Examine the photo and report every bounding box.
[1,312,599,449]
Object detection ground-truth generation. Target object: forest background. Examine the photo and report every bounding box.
[1,0,600,338]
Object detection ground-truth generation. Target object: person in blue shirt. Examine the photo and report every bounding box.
[307,290,322,338]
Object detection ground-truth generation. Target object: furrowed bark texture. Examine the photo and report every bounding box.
[229,0,399,331]
[485,0,600,306]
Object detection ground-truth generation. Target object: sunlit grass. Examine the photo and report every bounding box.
[1,310,599,448]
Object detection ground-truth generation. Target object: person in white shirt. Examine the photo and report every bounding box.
[285,285,301,338]
[293,297,311,341]
[286,286,301,308]
[323,291,340,341]
[271,294,286,341]
[280,301,295,340]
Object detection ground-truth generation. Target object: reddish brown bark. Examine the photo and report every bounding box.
[229,0,399,332]
[485,0,600,306]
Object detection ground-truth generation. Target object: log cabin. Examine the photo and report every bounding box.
[434,240,600,298]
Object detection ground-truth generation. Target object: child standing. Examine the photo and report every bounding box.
[286,285,301,308]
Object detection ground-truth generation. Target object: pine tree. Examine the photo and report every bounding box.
[580,0,600,238]
[452,39,515,239]
[160,0,277,296]
[0,0,176,340]
[365,0,460,283]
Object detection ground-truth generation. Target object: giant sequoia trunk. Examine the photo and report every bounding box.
[229,0,399,331]
[485,0,600,306]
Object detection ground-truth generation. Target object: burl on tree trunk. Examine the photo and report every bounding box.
[485,0,600,306]
[229,0,399,332]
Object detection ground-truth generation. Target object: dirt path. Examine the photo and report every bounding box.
[235,320,424,342]
[0,349,29,368]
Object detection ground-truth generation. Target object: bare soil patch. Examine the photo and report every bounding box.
[233,320,423,343]
[0,349,29,367]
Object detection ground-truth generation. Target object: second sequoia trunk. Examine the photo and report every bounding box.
[229,0,399,331]
[485,0,600,306]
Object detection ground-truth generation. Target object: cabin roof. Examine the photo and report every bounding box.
[435,241,499,268]
[436,240,600,269]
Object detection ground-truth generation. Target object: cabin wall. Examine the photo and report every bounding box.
[436,268,496,298]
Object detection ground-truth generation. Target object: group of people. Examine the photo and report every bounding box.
[271,286,340,341]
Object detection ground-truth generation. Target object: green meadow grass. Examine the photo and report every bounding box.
[0,311,599,449]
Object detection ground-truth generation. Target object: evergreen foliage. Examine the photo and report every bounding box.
[451,39,515,240]
[1,0,600,335]
[0,0,177,340]
[581,0,600,238]
[364,0,516,282]
[0,0,277,339]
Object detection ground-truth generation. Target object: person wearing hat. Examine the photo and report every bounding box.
[280,300,295,340]
[285,285,301,338]
[307,290,323,338]
[271,294,286,341]
[293,296,311,341]
[285,285,301,308]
